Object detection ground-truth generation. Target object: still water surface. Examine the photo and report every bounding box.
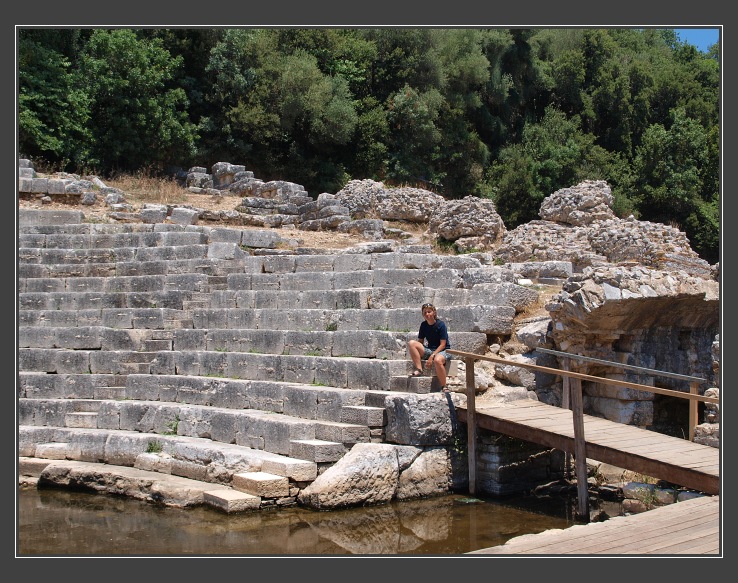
[17,487,621,556]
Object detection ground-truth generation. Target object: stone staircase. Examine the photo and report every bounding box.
[17,210,539,510]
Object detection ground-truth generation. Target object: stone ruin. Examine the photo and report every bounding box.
[17,159,720,445]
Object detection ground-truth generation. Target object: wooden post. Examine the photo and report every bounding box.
[570,376,589,523]
[689,381,699,441]
[465,357,477,495]
[562,360,572,480]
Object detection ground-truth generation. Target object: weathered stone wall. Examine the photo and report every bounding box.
[475,432,566,496]
[544,265,719,430]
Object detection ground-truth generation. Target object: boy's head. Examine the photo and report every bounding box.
[421,302,437,317]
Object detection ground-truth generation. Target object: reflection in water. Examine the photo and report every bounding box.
[17,487,620,556]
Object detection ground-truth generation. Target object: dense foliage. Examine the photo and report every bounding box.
[17,27,720,262]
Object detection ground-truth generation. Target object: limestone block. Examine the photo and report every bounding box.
[171,459,209,482]
[384,393,462,445]
[289,439,346,463]
[314,422,369,445]
[65,412,98,429]
[232,471,289,498]
[258,456,317,482]
[207,242,246,260]
[140,207,167,224]
[18,177,33,192]
[31,178,49,193]
[134,452,173,474]
[395,447,451,500]
[35,443,70,460]
[204,489,261,513]
[169,207,199,225]
[18,456,52,477]
[297,442,401,509]
[46,179,69,195]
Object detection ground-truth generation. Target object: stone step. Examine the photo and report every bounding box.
[390,360,459,394]
[340,405,386,426]
[18,371,128,399]
[189,305,503,347]
[18,348,465,394]
[203,489,261,513]
[20,372,380,422]
[18,244,214,266]
[141,339,174,351]
[19,398,372,457]
[71,399,102,412]
[34,442,70,460]
[17,220,284,250]
[226,265,517,292]
[18,325,432,359]
[19,348,412,390]
[17,219,184,234]
[18,289,199,310]
[64,412,98,428]
[18,426,319,483]
[18,231,209,250]
[204,289,526,322]
[232,471,290,498]
[19,308,193,329]
[18,257,249,279]
[181,300,210,310]
[93,386,128,400]
[118,362,155,374]
[20,374,390,440]
[18,456,261,513]
[18,273,211,294]
[240,251,486,274]
[289,439,346,462]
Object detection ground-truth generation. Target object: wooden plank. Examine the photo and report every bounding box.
[454,398,720,495]
[470,496,719,555]
[570,375,589,521]
[465,357,476,495]
[609,524,718,554]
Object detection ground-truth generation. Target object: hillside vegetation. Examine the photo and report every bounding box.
[18,28,720,262]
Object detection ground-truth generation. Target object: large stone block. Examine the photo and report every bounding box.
[232,471,289,498]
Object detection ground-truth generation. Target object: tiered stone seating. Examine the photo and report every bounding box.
[17,210,537,510]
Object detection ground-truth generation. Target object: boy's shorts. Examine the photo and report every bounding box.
[423,347,452,361]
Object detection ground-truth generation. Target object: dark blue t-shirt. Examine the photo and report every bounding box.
[418,319,451,351]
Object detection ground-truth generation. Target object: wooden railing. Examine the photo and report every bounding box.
[446,348,718,521]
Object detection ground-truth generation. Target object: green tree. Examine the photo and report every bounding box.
[632,108,718,260]
[385,84,443,186]
[489,106,616,228]
[80,29,197,173]
[18,30,92,169]
[199,29,280,168]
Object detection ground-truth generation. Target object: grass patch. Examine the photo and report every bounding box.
[105,170,190,206]
[146,440,163,453]
[164,415,180,436]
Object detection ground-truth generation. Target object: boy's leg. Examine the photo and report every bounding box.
[434,353,447,387]
[407,339,424,371]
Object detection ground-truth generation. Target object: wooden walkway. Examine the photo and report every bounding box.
[468,494,720,555]
[455,399,720,495]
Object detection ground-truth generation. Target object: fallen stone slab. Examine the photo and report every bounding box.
[36,459,232,508]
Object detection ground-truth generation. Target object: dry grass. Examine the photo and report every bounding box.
[105,171,191,206]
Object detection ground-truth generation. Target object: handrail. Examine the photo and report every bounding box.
[535,347,707,383]
[446,348,717,523]
[446,350,718,404]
